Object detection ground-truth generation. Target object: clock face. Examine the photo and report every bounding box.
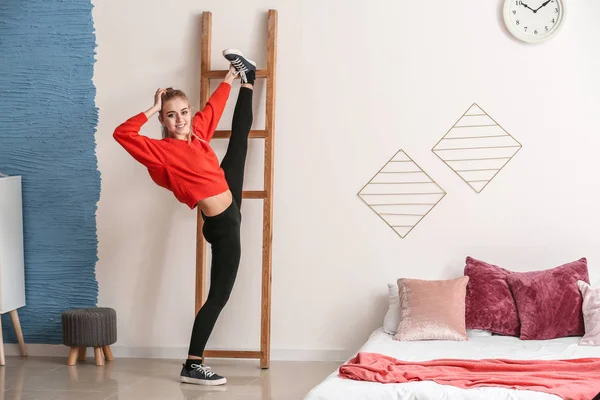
[504,0,565,43]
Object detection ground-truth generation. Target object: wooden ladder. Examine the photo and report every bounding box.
[195,9,277,369]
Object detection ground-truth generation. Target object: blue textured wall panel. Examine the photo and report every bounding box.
[0,0,99,343]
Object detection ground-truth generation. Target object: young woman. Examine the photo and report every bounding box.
[113,49,257,386]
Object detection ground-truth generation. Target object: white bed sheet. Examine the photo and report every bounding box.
[304,328,600,400]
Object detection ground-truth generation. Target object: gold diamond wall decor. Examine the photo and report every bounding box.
[432,103,522,193]
[358,150,446,238]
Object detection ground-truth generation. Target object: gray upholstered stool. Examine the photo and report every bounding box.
[61,307,117,366]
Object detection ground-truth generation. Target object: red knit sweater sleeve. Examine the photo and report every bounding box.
[192,82,231,141]
[113,112,164,169]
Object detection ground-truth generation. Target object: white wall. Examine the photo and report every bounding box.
[93,0,600,360]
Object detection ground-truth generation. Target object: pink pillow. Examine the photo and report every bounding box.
[464,257,520,336]
[506,258,589,340]
[393,276,469,341]
[577,280,600,346]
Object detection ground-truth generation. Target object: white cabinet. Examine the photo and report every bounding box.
[0,176,26,312]
[0,175,27,364]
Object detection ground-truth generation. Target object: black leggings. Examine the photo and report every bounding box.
[188,87,253,357]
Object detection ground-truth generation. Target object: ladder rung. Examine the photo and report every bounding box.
[213,130,268,139]
[243,190,267,199]
[203,350,262,359]
[205,69,268,79]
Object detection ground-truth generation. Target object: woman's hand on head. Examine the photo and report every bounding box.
[144,88,166,119]
[154,88,166,109]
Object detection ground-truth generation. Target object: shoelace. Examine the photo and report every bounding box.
[230,58,249,72]
[230,58,248,83]
[239,70,247,83]
[190,363,216,377]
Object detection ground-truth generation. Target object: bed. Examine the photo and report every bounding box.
[304,327,600,400]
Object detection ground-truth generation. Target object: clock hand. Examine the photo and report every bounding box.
[520,1,537,12]
[534,0,552,12]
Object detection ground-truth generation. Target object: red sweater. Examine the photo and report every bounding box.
[113,82,232,209]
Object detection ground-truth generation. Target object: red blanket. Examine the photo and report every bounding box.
[339,352,600,400]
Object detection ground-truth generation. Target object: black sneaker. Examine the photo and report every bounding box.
[180,363,227,386]
[223,49,256,84]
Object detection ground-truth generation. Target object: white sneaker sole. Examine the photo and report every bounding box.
[222,48,257,67]
[181,376,227,385]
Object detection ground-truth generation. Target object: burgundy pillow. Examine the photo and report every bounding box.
[464,257,520,336]
[506,258,589,340]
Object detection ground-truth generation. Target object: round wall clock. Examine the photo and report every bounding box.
[503,0,566,43]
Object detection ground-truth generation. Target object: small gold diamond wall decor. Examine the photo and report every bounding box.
[432,103,522,193]
[358,150,446,238]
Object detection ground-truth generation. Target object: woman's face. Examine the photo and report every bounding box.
[160,97,191,139]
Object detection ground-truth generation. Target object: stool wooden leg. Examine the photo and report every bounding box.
[94,347,104,366]
[9,310,27,357]
[67,347,79,366]
[102,345,114,361]
[78,346,87,361]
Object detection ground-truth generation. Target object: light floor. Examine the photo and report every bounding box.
[1,356,340,399]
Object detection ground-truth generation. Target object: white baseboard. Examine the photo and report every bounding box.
[4,343,68,357]
[269,349,349,362]
[3,344,348,362]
